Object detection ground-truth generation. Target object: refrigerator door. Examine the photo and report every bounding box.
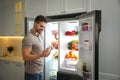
[77,10,101,80]
[44,22,59,80]
[59,20,79,74]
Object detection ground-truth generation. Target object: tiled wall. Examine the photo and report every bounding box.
[0,36,23,56]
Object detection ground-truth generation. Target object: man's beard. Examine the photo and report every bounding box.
[36,29,42,34]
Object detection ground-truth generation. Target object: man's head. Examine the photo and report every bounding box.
[33,15,47,35]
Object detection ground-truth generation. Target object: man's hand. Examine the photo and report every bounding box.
[41,46,52,57]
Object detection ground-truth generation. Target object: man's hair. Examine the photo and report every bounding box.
[34,15,47,23]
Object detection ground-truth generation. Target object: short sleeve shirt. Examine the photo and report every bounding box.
[22,31,44,74]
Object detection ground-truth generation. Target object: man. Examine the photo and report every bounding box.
[22,15,52,80]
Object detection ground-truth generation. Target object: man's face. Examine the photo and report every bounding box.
[35,21,46,34]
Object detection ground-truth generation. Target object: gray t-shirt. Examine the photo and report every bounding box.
[22,31,44,74]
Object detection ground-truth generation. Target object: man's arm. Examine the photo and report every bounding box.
[22,46,52,62]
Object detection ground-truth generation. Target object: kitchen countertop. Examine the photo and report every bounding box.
[0,56,24,63]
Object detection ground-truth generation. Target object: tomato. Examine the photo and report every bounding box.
[65,54,70,58]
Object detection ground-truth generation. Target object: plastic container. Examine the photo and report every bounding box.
[82,23,91,31]
[84,40,90,50]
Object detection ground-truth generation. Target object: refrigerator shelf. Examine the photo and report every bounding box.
[63,35,79,41]
[60,59,78,71]
[61,66,76,71]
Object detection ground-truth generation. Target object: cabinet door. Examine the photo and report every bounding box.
[11,62,24,80]
[0,60,12,80]
[64,0,87,14]
[15,62,24,80]
[15,0,25,36]
[0,0,25,36]
[46,0,62,16]
[0,60,24,80]
[2,61,11,80]
[2,0,15,36]
[25,0,45,17]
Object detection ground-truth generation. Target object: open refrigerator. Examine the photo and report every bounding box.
[45,10,101,80]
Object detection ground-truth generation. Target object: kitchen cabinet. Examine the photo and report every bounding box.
[0,0,46,36]
[15,0,25,36]
[0,60,11,80]
[1,0,15,36]
[0,60,24,80]
[2,61,12,80]
[25,0,46,18]
[0,0,25,36]
[9,62,24,80]
[45,0,62,16]
[45,0,91,16]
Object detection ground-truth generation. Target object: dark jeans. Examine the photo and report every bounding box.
[25,72,43,80]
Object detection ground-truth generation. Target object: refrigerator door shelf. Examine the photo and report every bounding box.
[77,70,92,79]
[76,61,92,79]
[79,43,92,51]
[81,23,92,31]
[83,71,92,79]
